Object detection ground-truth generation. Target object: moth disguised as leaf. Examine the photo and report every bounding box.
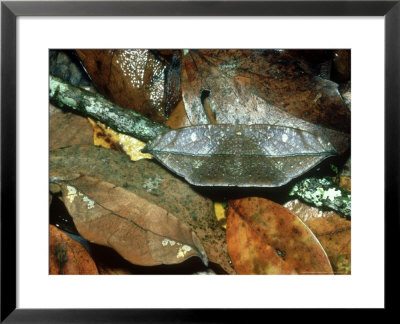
[144,124,337,187]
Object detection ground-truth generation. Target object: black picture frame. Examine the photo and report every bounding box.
[1,0,398,321]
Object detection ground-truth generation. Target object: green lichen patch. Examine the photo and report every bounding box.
[289,177,351,219]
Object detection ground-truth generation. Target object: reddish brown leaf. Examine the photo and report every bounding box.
[76,49,171,123]
[227,211,297,275]
[49,224,98,275]
[284,200,351,274]
[227,197,333,275]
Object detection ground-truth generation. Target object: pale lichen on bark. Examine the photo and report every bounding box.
[289,177,351,219]
[49,75,170,142]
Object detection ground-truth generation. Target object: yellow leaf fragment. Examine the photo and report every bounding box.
[88,118,152,161]
[214,202,227,229]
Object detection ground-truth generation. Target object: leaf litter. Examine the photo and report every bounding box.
[49,49,351,274]
[54,174,208,266]
[50,145,235,273]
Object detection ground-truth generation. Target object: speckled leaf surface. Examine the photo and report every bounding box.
[181,50,350,133]
[144,124,336,187]
[54,175,207,266]
[226,197,333,274]
[50,145,235,274]
[284,200,351,274]
[76,49,176,123]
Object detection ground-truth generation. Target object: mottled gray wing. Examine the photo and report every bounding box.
[144,124,336,187]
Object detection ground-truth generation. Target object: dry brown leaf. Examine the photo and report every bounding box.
[49,105,93,151]
[49,224,98,275]
[55,175,208,267]
[227,197,333,275]
[50,145,234,273]
[284,199,351,274]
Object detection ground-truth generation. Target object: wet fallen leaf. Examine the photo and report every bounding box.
[49,224,98,274]
[49,105,93,151]
[54,175,208,266]
[50,145,235,274]
[144,124,336,187]
[88,118,152,161]
[181,50,350,134]
[284,200,351,274]
[227,197,333,274]
[76,49,178,123]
